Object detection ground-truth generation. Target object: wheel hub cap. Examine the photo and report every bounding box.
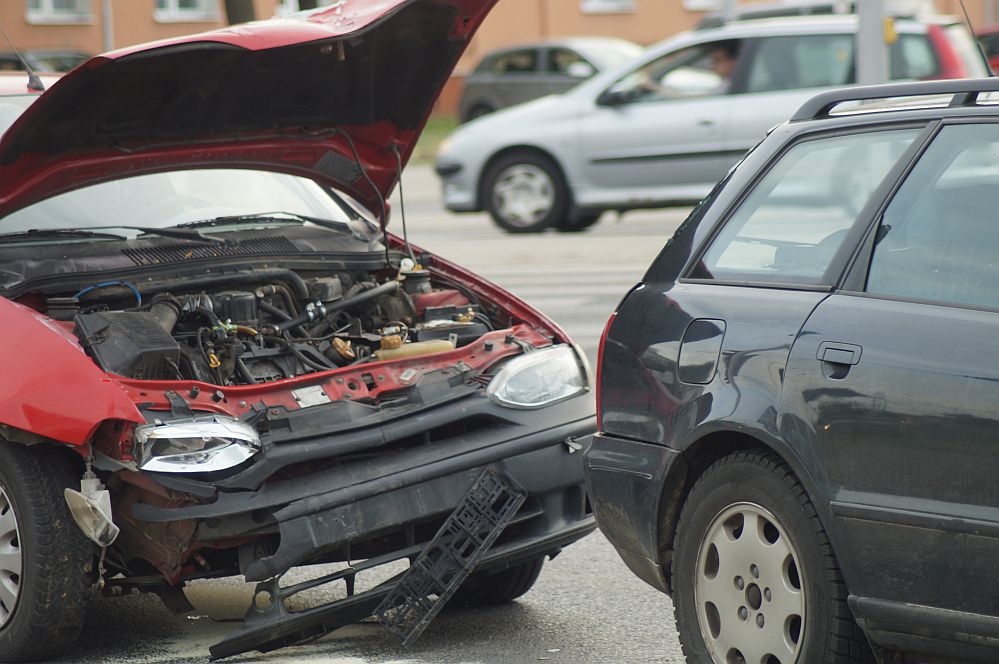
[0,487,22,626]
[492,164,555,227]
[695,502,805,664]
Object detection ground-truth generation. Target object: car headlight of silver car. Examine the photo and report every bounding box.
[135,416,260,473]
[486,345,588,409]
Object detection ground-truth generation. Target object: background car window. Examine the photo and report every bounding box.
[489,49,539,75]
[945,24,990,78]
[548,48,595,77]
[746,35,853,93]
[604,40,741,103]
[868,124,999,309]
[891,34,938,79]
[694,129,919,285]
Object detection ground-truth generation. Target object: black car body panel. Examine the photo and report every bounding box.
[587,79,999,663]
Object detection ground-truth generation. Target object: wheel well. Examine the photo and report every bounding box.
[476,145,570,210]
[658,431,789,592]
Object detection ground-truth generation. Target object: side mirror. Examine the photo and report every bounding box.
[597,89,630,107]
[566,61,595,79]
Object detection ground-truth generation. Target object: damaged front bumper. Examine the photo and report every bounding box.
[126,383,596,657]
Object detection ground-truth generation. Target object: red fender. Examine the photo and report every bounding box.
[0,298,143,445]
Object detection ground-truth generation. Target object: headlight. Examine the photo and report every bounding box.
[135,416,260,473]
[486,345,587,409]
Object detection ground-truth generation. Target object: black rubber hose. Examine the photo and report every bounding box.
[272,280,400,333]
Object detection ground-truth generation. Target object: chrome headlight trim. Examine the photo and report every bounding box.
[135,416,260,474]
[486,344,588,410]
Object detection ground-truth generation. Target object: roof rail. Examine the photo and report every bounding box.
[791,78,999,122]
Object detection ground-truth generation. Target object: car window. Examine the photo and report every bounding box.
[746,34,853,93]
[548,48,595,77]
[604,39,742,103]
[867,124,999,309]
[692,129,919,285]
[891,34,939,79]
[488,49,539,75]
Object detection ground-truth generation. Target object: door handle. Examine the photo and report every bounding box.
[816,342,862,379]
[697,119,716,127]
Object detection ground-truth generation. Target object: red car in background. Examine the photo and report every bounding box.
[976,25,999,73]
[0,1,596,661]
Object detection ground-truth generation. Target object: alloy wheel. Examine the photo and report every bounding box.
[0,485,22,627]
[694,502,805,664]
[491,163,556,228]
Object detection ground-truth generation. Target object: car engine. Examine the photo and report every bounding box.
[51,269,496,385]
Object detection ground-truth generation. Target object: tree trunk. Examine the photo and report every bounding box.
[223,0,256,25]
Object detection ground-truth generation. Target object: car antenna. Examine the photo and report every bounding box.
[957,0,994,76]
[391,144,417,264]
[0,24,44,91]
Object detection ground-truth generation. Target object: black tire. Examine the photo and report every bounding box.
[463,104,495,123]
[452,556,545,606]
[483,152,569,233]
[0,442,93,662]
[672,450,872,664]
[556,210,603,233]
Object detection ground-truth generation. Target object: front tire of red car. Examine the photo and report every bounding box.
[0,441,93,663]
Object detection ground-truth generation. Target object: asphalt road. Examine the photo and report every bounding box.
[71,165,693,664]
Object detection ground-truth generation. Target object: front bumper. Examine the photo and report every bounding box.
[136,391,597,582]
[436,157,479,212]
[583,432,685,594]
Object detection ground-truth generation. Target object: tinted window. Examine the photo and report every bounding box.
[868,124,999,309]
[746,35,853,93]
[488,49,539,75]
[549,48,594,75]
[891,34,939,79]
[694,129,919,285]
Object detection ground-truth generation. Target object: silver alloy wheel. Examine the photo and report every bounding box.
[491,163,556,228]
[694,502,805,664]
[0,485,21,627]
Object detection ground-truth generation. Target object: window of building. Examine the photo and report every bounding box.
[26,0,93,25]
[154,0,220,23]
[580,0,636,14]
[692,129,919,285]
[276,0,340,17]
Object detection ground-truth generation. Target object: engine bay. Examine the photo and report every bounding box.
[48,266,502,386]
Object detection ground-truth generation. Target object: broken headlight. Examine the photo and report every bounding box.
[135,416,260,473]
[486,344,587,409]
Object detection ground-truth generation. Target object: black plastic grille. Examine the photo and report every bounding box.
[122,237,299,265]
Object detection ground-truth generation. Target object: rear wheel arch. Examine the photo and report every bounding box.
[658,430,838,594]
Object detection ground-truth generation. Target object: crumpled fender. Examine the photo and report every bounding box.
[0,297,143,445]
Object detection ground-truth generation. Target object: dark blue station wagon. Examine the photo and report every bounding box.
[585,79,999,664]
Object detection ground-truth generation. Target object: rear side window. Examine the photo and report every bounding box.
[891,34,939,79]
[944,24,989,77]
[746,35,853,93]
[692,129,919,285]
[867,124,999,309]
[486,49,539,75]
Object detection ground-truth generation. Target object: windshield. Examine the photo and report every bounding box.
[0,169,356,236]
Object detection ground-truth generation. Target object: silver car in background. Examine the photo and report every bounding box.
[458,37,641,123]
[437,14,986,233]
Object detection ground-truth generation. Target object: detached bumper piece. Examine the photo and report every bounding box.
[375,468,526,646]
[209,468,526,661]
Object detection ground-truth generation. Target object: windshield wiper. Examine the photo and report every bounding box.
[0,228,129,244]
[0,225,225,245]
[175,213,311,230]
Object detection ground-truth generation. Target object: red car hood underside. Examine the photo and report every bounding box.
[0,0,495,220]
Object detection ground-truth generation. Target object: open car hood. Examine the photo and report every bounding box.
[0,0,495,221]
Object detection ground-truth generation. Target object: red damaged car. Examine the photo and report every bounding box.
[0,1,595,660]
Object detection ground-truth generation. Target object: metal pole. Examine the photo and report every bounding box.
[857,0,889,85]
[101,0,113,51]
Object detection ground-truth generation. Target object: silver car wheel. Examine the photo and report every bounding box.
[0,485,22,627]
[694,502,805,664]
[491,163,556,228]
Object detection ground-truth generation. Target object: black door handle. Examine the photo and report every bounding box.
[816,342,862,379]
